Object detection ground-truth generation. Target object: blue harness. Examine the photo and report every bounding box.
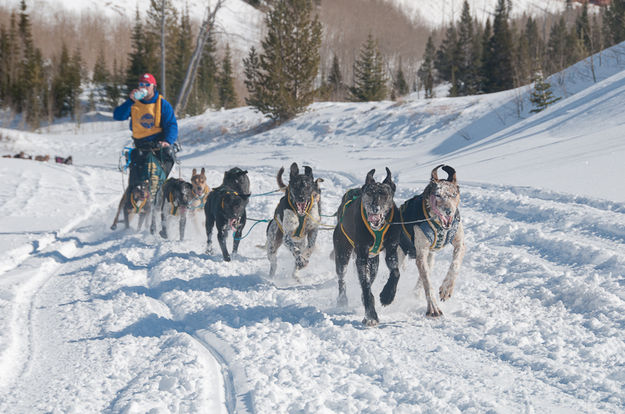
[399,194,460,251]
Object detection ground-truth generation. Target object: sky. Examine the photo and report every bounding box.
[0,36,624,413]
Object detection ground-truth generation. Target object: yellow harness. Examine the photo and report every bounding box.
[340,198,394,256]
[275,192,315,239]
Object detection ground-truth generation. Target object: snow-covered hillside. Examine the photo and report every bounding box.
[1,40,625,414]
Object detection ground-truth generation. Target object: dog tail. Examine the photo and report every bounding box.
[276,167,287,192]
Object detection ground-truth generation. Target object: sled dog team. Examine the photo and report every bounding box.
[111,163,465,326]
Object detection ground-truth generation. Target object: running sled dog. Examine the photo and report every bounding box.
[333,168,402,327]
[266,163,323,281]
[393,164,465,317]
[204,167,250,261]
[110,180,151,231]
[157,169,211,241]
[156,177,196,241]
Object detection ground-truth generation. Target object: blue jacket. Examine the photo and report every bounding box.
[113,91,178,146]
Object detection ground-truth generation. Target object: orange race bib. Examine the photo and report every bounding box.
[131,96,162,139]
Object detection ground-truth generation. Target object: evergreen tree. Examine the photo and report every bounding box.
[146,0,178,95]
[244,0,322,123]
[92,47,109,108]
[434,24,459,84]
[417,35,436,98]
[125,8,158,94]
[575,1,591,54]
[479,18,492,93]
[52,44,82,119]
[350,33,387,102]
[604,0,625,46]
[483,0,514,93]
[243,46,264,109]
[392,58,409,99]
[327,54,346,101]
[169,6,194,105]
[217,44,237,109]
[186,29,217,116]
[530,71,560,113]
[105,58,125,111]
[546,17,567,75]
[456,0,480,95]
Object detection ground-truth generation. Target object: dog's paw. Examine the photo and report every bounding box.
[439,281,454,301]
[223,254,231,262]
[380,276,399,306]
[426,302,443,317]
[159,229,168,239]
[362,316,379,327]
[110,224,117,231]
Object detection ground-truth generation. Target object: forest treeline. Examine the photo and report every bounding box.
[1,0,624,128]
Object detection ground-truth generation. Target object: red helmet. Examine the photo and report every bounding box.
[139,73,157,85]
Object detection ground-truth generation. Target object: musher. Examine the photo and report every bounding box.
[113,73,178,190]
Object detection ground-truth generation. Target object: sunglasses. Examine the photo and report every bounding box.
[138,82,152,87]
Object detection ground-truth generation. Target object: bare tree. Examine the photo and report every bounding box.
[160,0,166,95]
[174,0,225,116]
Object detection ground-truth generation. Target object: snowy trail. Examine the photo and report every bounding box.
[1,165,624,412]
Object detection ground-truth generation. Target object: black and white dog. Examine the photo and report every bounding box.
[332,168,402,327]
[266,163,323,281]
[156,178,195,241]
[391,164,465,317]
[204,167,250,261]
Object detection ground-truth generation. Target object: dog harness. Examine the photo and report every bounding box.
[188,189,209,211]
[274,192,315,239]
[339,191,394,256]
[130,192,148,213]
[220,190,239,210]
[399,194,460,251]
[131,95,163,139]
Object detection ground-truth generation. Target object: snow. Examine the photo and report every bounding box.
[1,37,625,414]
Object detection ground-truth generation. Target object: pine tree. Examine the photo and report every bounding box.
[418,35,436,99]
[169,6,194,105]
[52,43,82,119]
[604,0,625,46]
[217,44,237,109]
[327,54,345,101]
[575,1,591,55]
[546,17,567,75]
[146,0,178,96]
[243,46,262,109]
[186,29,217,116]
[125,8,158,94]
[105,58,124,110]
[392,58,409,99]
[244,0,322,123]
[483,0,514,93]
[434,24,459,84]
[350,33,387,102]
[530,71,560,113]
[456,0,480,95]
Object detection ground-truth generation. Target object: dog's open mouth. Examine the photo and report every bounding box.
[295,201,310,215]
[367,213,385,230]
[429,195,453,229]
[228,218,239,230]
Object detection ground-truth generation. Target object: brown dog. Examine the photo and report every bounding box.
[35,155,50,162]
[189,168,211,211]
[111,180,151,231]
[395,164,465,317]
